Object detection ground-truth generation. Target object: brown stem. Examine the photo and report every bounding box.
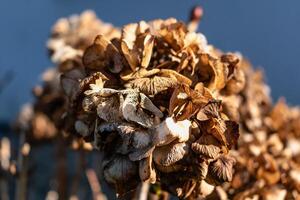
[56,135,67,200]
[135,182,150,200]
[0,137,10,200]
[69,149,85,199]
[15,132,30,200]
[86,168,106,200]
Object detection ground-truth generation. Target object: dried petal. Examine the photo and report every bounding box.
[191,134,221,159]
[153,142,188,166]
[169,84,211,121]
[103,155,138,195]
[83,35,123,72]
[152,117,191,146]
[122,91,162,128]
[206,155,236,185]
[139,153,156,183]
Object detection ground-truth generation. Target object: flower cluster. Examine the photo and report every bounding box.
[15,10,119,149]
[59,14,243,198]
[16,9,300,200]
[207,60,300,200]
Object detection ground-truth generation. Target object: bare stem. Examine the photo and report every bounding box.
[135,182,150,200]
[15,132,30,200]
[56,136,67,200]
[86,168,106,200]
[69,149,85,199]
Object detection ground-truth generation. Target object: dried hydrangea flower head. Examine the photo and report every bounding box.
[202,55,300,200]
[13,7,300,200]
[59,13,242,199]
[15,11,119,150]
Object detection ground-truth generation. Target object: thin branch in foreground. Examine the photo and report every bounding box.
[86,168,107,200]
[135,182,150,200]
[0,70,14,94]
[15,132,30,200]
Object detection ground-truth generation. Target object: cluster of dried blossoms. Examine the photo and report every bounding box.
[14,10,118,200]
[209,62,300,200]
[58,12,243,198]
[16,10,119,148]
[15,9,300,200]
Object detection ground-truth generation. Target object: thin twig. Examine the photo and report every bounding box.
[0,70,14,94]
[187,5,203,32]
[86,168,106,200]
[0,121,11,133]
[0,137,10,200]
[135,182,150,200]
[0,179,9,200]
[69,149,85,199]
[15,131,30,200]
[56,135,67,200]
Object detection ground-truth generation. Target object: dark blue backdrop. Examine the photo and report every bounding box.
[1,0,300,121]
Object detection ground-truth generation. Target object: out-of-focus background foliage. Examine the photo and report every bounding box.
[0,0,300,123]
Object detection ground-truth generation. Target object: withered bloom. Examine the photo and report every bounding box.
[15,10,119,149]
[14,7,300,200]
[58,15,242,199]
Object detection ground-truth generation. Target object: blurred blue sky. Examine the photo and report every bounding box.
[1,0,300,121]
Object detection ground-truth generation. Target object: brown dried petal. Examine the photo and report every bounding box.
[196,161,209,180]
[261,186,287,200]
[159,69,192,86]
[220,53,239,77]
[223,68,245,94]
[169,84,211,121]
[153,142,188,166]
[197,100,222,121]
[197,53,228,91]
[121,68,160,81]
[139,153,156,183]
[83,35,123,72]
[200,118,239,150]
[159,22,187,51]
[121,23,154,70]
[191,135,221,159]
[206,155,236,185]
[152,117,191,146]
[97,95,123,122]
[122,92,162,128]
[223,120,239,149]
[155,163,184,173]
[132,130,152,149]
[125,76,177,95]
[257,154,280,185]
[128,145,155,161]
[103,155,138,195]
[60,74,80,100]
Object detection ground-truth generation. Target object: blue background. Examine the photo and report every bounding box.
[1,0,300,122]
